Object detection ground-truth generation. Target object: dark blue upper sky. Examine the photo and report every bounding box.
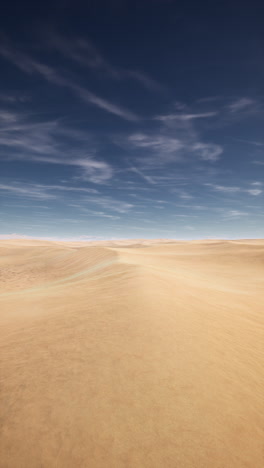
[0,0,263,240]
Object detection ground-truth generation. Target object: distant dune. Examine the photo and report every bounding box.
[0,239,263,467]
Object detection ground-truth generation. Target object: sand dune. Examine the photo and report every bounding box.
[0,239,264,467]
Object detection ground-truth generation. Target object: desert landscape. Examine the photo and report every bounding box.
[0,238,263,467]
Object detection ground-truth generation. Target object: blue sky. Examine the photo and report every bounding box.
[0,0,263,240]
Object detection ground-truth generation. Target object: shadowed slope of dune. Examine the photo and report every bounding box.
[0,240,264,467]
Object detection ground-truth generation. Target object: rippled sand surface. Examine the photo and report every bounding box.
[0,239,264,467]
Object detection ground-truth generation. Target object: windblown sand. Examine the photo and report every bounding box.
[0,239,263,467]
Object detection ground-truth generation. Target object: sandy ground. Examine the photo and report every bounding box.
[0,239,263,467]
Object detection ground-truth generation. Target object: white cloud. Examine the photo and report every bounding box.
[236,139,264,147]
[0,44,138,121]
[33,183,99,194]
[246,189,262,196]
[173,214,198,218]
[125,104,223,170]
[228,98,256,113]
[0,182,100,201]
[206,184,240,193]
[206,184,262,196]
[224,210,248,218]
[178,191,193,200]
[0,93,29,103]
[74,159,113,183]
[0,112,114,184]
[127,131,222,166]
[129,167,156,184]
[0,183,56,200]
[78,195,134,214]
[47,32,163,92]
[80,209,120,220]
[155,112,217,122]
[0,110,18,122]
[73,84,138,120]
[192,143,222,161]
[129,133,183,154]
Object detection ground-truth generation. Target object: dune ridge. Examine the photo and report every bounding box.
[0,239,264,467]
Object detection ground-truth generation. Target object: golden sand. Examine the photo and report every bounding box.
[0,239,263,467]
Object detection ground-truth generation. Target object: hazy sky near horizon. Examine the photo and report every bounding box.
[0,0,263,240]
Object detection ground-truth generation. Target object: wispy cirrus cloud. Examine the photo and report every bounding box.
[128,133,183,156]
[247,188,262,196]
[228,98,256,113]
[206,184,263,196]
[33,183,98,194]
[66,194,134,215]
[0,110,19,122]
[29,156,113,184]
[0,182,135,220]
[224,210,249,218]
[178,190,193,200]
[79,209,120,220]
[80,195,134,213]
[46,31,164,93]
[0,43,139,121]
[191,143,222,161]
[155,111,218,122]
[129,167,156,184]
[126,110,223,169]
[235,138,264,147]
[0,92,30,103]
[0,182,100,200]
[68,159,113,183]
[0,110,114,183]
[0,183,57,200]
[126,104,223,169]
[206,184,241,193]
